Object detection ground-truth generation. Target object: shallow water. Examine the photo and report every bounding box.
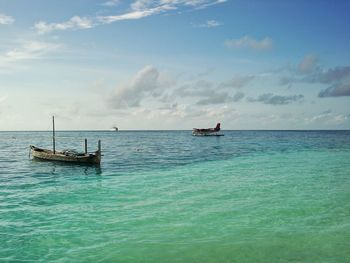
[1,131,349,262]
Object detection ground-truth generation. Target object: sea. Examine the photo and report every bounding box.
[0,130,349,262]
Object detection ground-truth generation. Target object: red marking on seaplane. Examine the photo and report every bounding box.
[192,123,224,136]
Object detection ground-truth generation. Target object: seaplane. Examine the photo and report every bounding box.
[192,123,224,136]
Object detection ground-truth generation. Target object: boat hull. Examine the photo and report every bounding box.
[30,146,101,165]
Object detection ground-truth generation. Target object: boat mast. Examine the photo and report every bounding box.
[52,116,56,154]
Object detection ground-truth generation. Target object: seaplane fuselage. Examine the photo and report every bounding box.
[192,123,221,136]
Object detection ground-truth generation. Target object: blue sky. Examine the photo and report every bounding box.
[0,0,349,130]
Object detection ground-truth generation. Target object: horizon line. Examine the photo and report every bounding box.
[1,129,350,132]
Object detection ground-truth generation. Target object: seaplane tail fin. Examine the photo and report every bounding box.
[215,123,221,131]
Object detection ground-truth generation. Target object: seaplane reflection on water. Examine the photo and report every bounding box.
[192,123,224,136]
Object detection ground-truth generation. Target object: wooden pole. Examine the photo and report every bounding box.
[52,116,56,154]
[85,138,87,154]
[98,140,101,152]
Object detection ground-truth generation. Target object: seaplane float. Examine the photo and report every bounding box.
[192,123,224,136]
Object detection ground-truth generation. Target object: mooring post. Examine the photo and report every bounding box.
[98,140,101,152]
[52,116,56,154]
[85,138,88,154]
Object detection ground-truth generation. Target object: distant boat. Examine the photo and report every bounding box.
[192,123,224,136]
[30,116,101,165]
[113,126,119,131]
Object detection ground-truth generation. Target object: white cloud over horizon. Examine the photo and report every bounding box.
[305,109,350,125]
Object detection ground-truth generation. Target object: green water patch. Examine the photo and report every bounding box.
[1,148,349,262]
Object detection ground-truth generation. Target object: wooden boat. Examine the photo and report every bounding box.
[192,123,224,136]
[30,144,101,165]
[30,116,101,165]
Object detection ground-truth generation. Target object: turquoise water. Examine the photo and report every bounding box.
[1,131,349,262]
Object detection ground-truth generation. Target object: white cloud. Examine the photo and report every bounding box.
[195,105,237,119]
[48,103,81,120]
[102,0,120,6]
[109,65,174,108]
[0,95,8,103]
[298,54,318,74]
[278,56,350,97]
[0,14,14,25]
[131,0,154,11]
[3,41,61,61]
[334,114,350,123]
[34,16,93,34]
[192,0,227,10]
[218,75,254,89]
[194,19,222,28]
[225,36,273,50]
[34,0,226,33]
[126,103,236,126]
[131,0,224,10]
[248,93,304,105]
[0,95,8,115]
[98,5,175,23]
[305,110,350,125]
[0,41,61,73]
[308,109,332,122]
[196,92,233,105]
[319,83,350,97]
[172,78,246,106]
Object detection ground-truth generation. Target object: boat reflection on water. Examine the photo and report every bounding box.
[31,157,102,176]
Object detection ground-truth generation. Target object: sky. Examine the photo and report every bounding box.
[0,0,350,130]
